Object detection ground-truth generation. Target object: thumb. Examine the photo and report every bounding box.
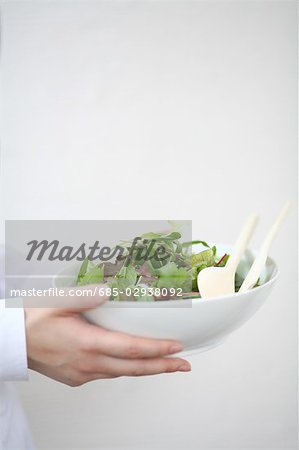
[60,284,109,312]
[22,284,109,310]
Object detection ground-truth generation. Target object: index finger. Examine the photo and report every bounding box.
[87,326,183,359]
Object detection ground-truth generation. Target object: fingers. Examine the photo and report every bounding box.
[87,326,183,359]
[83,354,192,377]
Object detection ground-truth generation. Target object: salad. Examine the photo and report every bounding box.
[76,231,246,301]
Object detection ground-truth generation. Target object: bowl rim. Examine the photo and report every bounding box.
[99,256,279,307]
[192,255,278,303]
[54,245,279,306]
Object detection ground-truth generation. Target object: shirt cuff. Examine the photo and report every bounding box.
[0,299,28,381]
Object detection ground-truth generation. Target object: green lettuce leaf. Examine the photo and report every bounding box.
[155,262,192,291]
[77,263,104,286]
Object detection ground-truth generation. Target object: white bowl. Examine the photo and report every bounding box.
[54,245,278,356]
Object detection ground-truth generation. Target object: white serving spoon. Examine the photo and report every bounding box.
[239,201,291,293]
[197,213,259,298]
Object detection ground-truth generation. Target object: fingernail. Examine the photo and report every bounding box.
[168,344,183,354]
[178,363,191,372]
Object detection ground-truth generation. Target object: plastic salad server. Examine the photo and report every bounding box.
[239,201,291,293]
[197,213,259,298]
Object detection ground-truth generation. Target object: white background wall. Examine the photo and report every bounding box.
[1,1,297,449]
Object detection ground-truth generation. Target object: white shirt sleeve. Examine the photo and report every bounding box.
[0,299,28,381]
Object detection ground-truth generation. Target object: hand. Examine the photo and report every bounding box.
[25,287,191,387]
